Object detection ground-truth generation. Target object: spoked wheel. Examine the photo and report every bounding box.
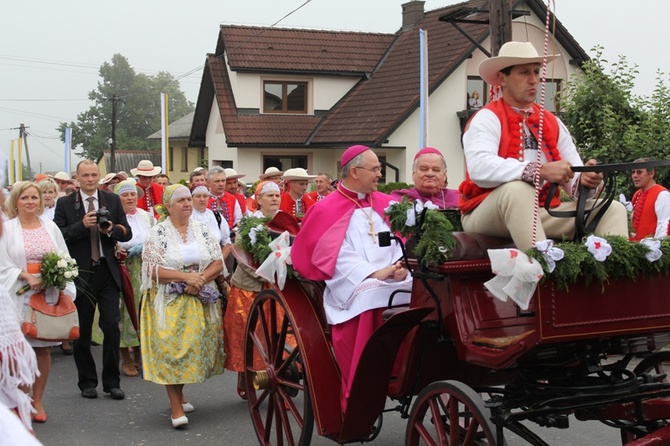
[406,380,497,446]
[245,289,314,446]
[618,352,670,444]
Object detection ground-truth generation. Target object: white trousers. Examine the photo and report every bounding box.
[461,181,629,251]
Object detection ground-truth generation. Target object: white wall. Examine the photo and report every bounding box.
[384,62,469,185]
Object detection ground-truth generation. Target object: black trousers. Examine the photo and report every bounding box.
[73,259,121,391]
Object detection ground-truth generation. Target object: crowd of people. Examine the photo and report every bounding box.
[0,41,667,442]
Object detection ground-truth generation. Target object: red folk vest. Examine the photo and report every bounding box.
[137,183,164,219]
[458,99,561,214]
[279,192,315,220]
[631,184,668,241]
[208,193,238,228]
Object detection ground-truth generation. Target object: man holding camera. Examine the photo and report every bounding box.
[54,160,132,400]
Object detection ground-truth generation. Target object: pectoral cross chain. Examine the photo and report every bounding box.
[368,220,378,244]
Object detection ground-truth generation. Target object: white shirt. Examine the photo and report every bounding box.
[653,190,670,238]
[323,206,412,325]
[80,191,106,258]
[463,108,587,198]
[191,208,231,246]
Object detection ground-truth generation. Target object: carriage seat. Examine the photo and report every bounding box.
[447,232,516,261]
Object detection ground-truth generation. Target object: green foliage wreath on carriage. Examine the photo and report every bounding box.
[384,198,670,292]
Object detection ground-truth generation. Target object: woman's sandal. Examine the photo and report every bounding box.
[122,361,139,377]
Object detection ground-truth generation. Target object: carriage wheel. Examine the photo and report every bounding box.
[245,289,314,446]
[405,380,497,446]
[618,352,670,444]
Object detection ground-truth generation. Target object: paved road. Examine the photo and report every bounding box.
[33,346,622,446]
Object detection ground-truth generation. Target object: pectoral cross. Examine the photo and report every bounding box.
[368,221,378,244]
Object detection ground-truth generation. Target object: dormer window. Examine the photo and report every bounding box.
[263,81,308,114]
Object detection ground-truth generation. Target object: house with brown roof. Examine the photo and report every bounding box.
[189,0,589,185]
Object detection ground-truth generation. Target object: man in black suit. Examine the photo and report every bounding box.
[54,160,132,400]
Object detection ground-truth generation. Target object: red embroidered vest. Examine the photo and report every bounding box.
[630,184,668,241]
[279,192,315,220]
[137,183,164,219]
[458,99,561,214]
[207,192,238,228]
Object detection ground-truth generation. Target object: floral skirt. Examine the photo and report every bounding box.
[140,289,225,385]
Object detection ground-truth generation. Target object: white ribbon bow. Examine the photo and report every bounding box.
[485,249,544,310]
[640,238,663,262]
[535,239,564,273]
[585,235,612,262]
[255,231,293,290]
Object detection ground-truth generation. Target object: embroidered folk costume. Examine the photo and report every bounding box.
[140,185,225,386]
[630,184,670,241]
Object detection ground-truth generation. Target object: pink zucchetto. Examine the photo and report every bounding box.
[340,145,371,167]
[414,147,443,160]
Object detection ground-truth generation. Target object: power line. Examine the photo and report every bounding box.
[25,131,65,159]
[0,98,90,102]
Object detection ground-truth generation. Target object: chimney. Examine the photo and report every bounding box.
[401,0,425,32]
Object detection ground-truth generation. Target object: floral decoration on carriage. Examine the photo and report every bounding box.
[384,197,670,298]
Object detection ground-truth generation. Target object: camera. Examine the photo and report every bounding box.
[95,208,112,231]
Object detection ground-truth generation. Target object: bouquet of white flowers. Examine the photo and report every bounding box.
[18,251,78,295]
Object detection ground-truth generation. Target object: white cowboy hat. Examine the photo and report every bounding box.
[282,168,316,181]
[49,171,73,183]
[99,172,117,185]
[259,166,284,180]
[130,160,162,177]
[224,168,246,180]
[478,41,559,87]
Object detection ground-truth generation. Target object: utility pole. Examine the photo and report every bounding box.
[13,124,33,180]
[489,0,512,56]
[109,94,119,172]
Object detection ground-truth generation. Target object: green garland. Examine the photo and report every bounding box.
[386,198,670,291]
[236,216,296,280]
[525,235,670,292]
[385,198,457,268]
[236,216,273,265]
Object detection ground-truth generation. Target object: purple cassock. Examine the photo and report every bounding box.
[390,187,459,209]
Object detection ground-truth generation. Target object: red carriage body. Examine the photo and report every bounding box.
[235,228,670,445]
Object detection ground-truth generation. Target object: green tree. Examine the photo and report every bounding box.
[58,54,194,160]
[561,46,670,196]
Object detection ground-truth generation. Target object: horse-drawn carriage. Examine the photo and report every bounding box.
[234,162,670,445]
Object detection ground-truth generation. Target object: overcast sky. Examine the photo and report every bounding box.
[1,0,668,174]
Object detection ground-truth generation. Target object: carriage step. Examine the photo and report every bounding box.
[471,330,535,349]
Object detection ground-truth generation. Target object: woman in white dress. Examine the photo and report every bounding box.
[0,181,76,423]
[0,183,41,439]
